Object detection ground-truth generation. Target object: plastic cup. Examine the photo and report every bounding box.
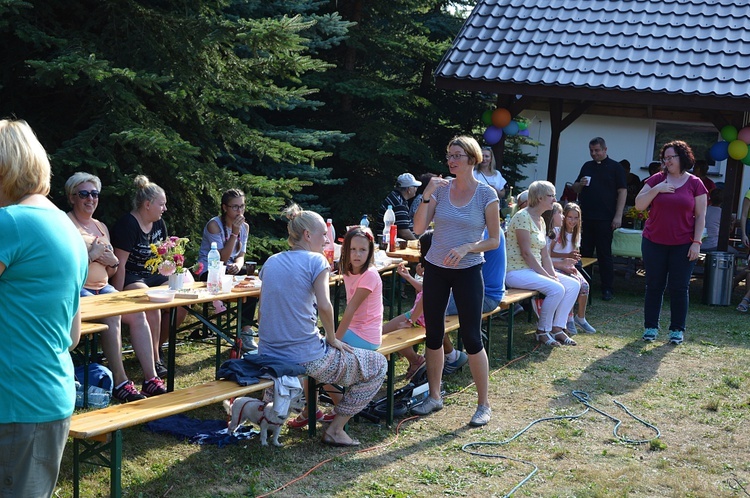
[245,261,257,276]
[582,176,591,186]
[221,275,233,293]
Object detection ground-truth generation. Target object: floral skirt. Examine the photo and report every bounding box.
[302,345,386,417]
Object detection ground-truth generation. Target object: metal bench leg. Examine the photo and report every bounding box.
[506,309,515,361]
[386,354,396,427]
[72,430,123,498]
[485,315,493,360]
[307,377,317,437]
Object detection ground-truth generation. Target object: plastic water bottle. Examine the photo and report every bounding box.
[360,214,369,229]
[324,219,335,267]
[383,205,396,249]
[207,242,222,294]
[75,381,111,409]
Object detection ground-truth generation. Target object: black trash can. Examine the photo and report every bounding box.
[702,252,734,306]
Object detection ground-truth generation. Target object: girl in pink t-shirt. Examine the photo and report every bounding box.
[337,227,384,349]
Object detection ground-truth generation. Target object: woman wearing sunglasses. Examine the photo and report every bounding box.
[65,172,166,400]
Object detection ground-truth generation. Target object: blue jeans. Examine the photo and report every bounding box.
[80,284,118,297]
[641,237,696,332]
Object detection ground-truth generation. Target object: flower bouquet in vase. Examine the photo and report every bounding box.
[145,236,203,290]
[625,207,648,230]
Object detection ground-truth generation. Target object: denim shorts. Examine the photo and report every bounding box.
[80,284,118,297]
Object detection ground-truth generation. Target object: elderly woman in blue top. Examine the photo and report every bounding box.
[258,203,386,447]
[0,119,87,496]
[411,135,500,427]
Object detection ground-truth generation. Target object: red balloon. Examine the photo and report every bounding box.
[491,108,511,128]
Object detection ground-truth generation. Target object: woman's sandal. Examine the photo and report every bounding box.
[535,330,561,347]
[737,297,750,312]
[553,330,577,346]
[405,355,426,380]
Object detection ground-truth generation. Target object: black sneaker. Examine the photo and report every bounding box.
[155,359,168,378]
[112,381,146,403]
[142,377,167,397]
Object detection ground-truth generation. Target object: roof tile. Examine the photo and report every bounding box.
[436,0,750,99]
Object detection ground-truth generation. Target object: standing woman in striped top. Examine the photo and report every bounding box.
[411,136,500,427]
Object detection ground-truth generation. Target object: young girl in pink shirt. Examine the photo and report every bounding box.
[337,227,384,349]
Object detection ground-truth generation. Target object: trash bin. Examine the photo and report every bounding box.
[702,252,734,305]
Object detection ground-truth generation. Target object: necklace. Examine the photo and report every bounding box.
[72,210,98,233]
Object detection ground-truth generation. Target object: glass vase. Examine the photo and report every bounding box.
[168,272,185,291]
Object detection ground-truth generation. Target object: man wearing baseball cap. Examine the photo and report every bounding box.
[376,173,421,241]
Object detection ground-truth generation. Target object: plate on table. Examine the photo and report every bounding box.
[145,290,177,303]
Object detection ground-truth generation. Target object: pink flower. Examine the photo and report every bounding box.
[173,254,185,265]
[157,245,168,255]
[195,262,204,274]
[158,260,176,276]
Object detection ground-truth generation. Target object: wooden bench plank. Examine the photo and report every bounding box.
[80,322,108,336]
[69,379,274,439]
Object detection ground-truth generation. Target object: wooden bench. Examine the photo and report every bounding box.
[481,288,539,362]
[69,378,278,498]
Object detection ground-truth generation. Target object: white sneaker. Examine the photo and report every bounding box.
[574,316,596,334]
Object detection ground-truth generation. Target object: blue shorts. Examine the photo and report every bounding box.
[80,284,118,297]
[341,330,380,351]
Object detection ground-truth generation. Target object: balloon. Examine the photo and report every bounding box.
[728,139,748,160]
[709,141,729,162]
[721,125,738,142]
[502,120,519,136]
[518,129,530,137]
[517,120,528,131]
[491,108,511,128]
[481,110,493,126]
[483,126,503,145]
[738,126,750,144]
[742,149,750,165]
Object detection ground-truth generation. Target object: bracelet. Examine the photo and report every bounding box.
[229,232,238,238]
[108,262,120,269]
[422,198,431,204]
[691,240,702,245]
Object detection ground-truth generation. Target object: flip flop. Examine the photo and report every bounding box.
[321,432,360,447]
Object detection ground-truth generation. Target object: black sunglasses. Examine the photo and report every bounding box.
[76,189,100,199]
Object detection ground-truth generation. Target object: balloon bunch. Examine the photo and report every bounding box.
[480,108,530,145]
[710,125,750,165]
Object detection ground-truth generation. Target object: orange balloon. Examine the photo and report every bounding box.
[491,108,511,128]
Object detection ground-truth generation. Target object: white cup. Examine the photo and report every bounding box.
[221,275,233,293]
[582,176,591,186]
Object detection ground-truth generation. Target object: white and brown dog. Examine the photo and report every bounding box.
[223,395,304,447]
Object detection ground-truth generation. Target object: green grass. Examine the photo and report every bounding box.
[55,273,750,497]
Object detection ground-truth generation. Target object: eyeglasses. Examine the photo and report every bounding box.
[445,154,468,161]
[661,154,679,163]
[76,190,100,199]
[226,204,245,211]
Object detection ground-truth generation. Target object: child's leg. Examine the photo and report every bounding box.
[574,269,589,318]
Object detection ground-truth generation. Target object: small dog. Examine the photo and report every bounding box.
[223,395,304,447]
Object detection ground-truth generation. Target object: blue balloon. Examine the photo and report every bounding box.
[518,129,530,137]
[710,141,729,162]
[503,121,519,136]
[483,126,503,145]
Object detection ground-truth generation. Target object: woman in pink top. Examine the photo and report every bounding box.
[635,141,707,345]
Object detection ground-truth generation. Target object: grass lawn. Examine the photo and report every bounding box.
[56,269,750,497]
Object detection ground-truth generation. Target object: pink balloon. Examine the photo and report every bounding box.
[738,127,750,144]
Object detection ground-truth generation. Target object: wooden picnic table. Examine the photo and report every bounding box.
[80,281,260,391]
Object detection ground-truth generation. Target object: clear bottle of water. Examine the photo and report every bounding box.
[383,205,396,247]
[360,214,369,229]
[207,242,222,294]
[75,381,111,409]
